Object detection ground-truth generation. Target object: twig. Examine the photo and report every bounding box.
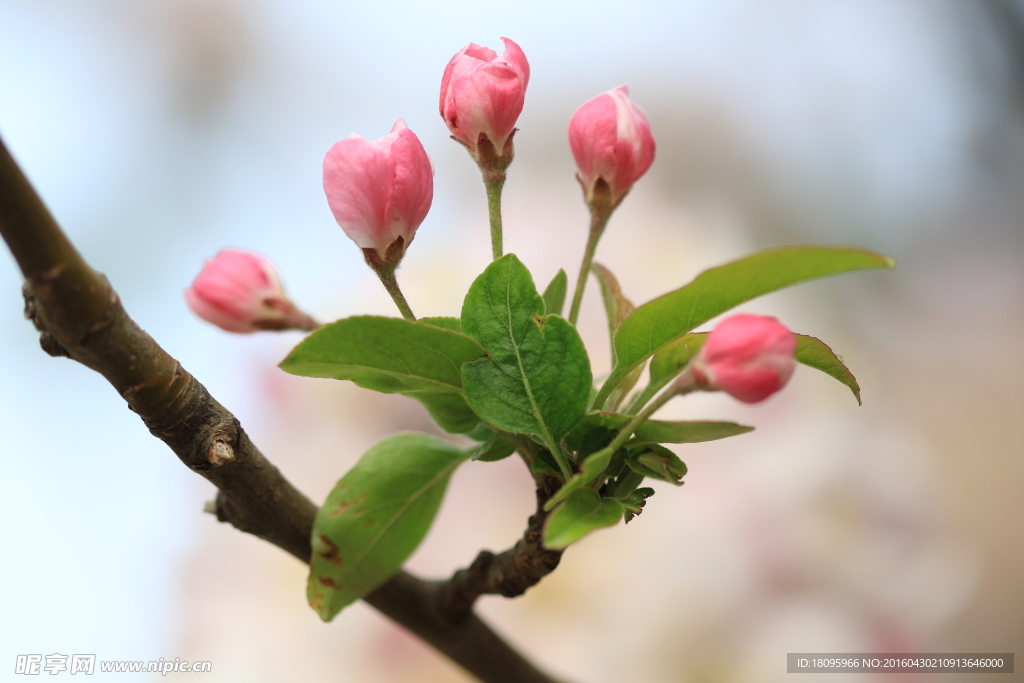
[437,487,563,623]
[0,135,564,683]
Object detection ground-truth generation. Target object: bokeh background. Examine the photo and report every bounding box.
[2,1,1022,681]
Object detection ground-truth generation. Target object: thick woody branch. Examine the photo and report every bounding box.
[438,487,563,623]
[0,136,563,683]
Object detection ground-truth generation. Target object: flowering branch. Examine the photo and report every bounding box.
[0,136,563,683]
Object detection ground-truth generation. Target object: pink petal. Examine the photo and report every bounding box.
[383,125,434,246]
[499,38,530,89]
[323,136,392,250]
[569,93,619,189]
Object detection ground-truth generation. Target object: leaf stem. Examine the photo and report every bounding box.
[548,440,575,481]
[606,381,684,456]
[568,207,612,326]
[484,171,506,261]
[586,375,695,489]
[623,381,660,416]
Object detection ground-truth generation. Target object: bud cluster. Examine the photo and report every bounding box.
[184,37,800,406]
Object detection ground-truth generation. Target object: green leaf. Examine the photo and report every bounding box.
[543,489,624,549]
[632,420,753,445]
[567,411,752,450]
[592,262,636,342]
[595,246,895,408]
[471,431,517,462]
[627,444,687,485]
[794,334,862,405]
[308,434,469,621]
[280,316,484,393]
[608,468,646,500]
[592,262,644,410]
[626,333,707,413]
[649,333,708,390]
[620,487,655,523]
[461,254,592,450]
[542,269,568,317]
[413,391,481,434]
[542,447,614,511]
[279,316,485,433]
[530,448,561,476]
[466,423,496,442]
[420,316,463,333]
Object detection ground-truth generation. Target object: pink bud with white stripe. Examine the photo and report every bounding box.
[323,119,433,262]
[569,86,655,208]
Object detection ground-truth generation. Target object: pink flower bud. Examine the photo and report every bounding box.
[323,119,433,260]
[568,86,655,208]
[690,314,796,403]
[185,250,317,333]
[440,37,530,160]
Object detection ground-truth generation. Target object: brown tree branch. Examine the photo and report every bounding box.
[1,135,564,683]
[438,487,564,623]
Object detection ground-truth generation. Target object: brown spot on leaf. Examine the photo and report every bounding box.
[315,534,343,567]
[319,576,338,588]
[328,491,369,516]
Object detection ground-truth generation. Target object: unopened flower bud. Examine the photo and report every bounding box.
[185,250,317,333]
[569,86,655,210]
[689,314,796,403]
[323,119,433,265]
[440,37,530,169]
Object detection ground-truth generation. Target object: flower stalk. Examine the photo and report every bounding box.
[568,192,613,325]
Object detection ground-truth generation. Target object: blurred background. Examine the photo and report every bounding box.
[1,0,1022,681]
